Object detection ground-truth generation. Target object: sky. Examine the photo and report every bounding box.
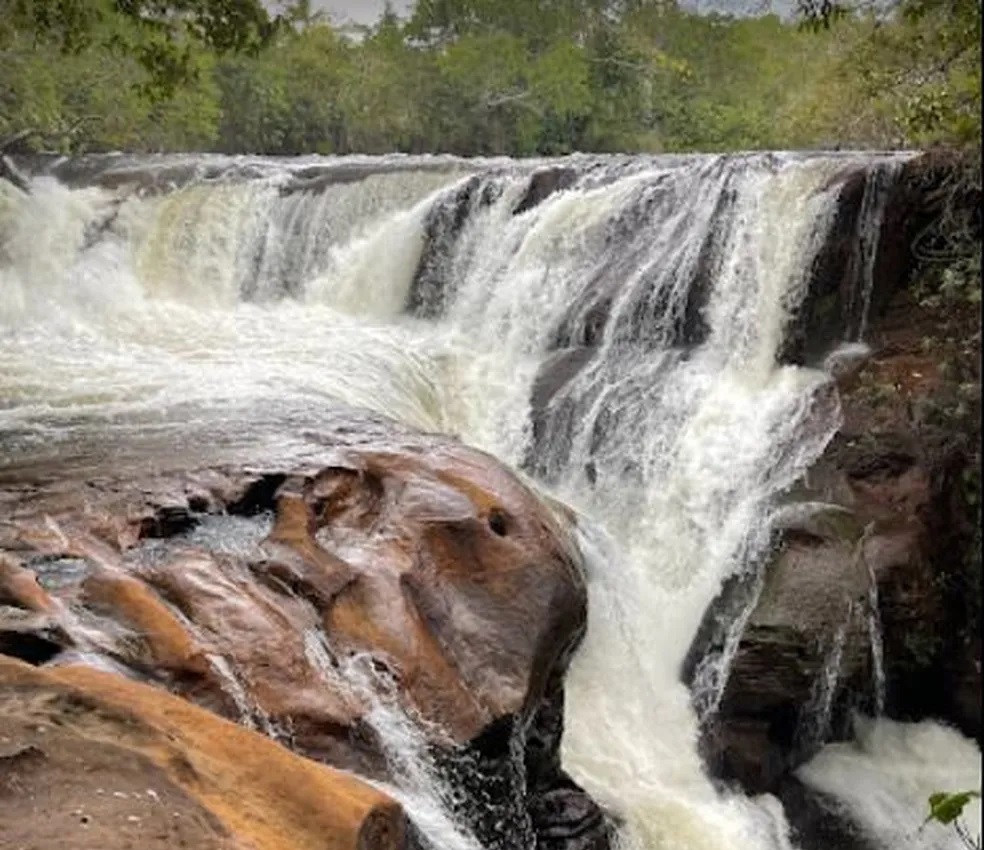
[274,0,412,25]
[269,0,799,26]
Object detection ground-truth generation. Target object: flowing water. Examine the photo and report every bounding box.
[1,151,979,849]
[798,716,983,850]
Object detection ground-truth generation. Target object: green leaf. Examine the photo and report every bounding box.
[926,791,981,826]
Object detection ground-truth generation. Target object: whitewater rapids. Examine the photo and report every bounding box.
[0,152,979,850]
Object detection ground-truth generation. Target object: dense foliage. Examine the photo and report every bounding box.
[1,0,980,156]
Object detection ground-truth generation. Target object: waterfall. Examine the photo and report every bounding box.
[861,529,887,717]
[796,608,852,757]
[4,150,973,850]
[798,716,983,850]
[852,160,903,340]
[303,635,487,850]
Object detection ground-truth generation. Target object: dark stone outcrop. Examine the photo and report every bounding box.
[1,155,30,194]
[525,346,598,478]
[544,181,720,355]
[524,671,616,850]
[777,780,877,850]
[782,150,981,365]
[407,175,503,318]
[700,331,980,791]
[691,152,981,809]
[513,167,578,216]
[698,504,876,793]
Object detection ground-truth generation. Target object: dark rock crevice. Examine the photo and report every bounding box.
[407,175,504,319]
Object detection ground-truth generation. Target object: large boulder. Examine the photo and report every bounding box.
[0,655,405,850]
[0,433,611,850]
[697,504,873,794]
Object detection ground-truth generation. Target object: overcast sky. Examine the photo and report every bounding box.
[270,0,411,25]
[270,0,798,26]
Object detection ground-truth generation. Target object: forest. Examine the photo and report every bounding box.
[0,0,980,157]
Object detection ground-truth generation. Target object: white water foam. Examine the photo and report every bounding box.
[4,151,966,850]
[798,716,982,850]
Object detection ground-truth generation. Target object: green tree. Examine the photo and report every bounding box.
[3,0,980,158]
[2,7,221,152]
[1,0,279,98]
[341,7,430,153]
[795,0,981,148]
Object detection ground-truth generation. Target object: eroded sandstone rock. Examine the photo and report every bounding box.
[0,656,405,850]
[0,434,610,849]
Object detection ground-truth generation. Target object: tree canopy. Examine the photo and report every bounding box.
[1,0,980,155]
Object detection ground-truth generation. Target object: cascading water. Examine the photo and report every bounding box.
[794,542,981,850]
[1,151,978,850]
[860,526,888,718]
[796,609,852,758]
[797,716,982,850]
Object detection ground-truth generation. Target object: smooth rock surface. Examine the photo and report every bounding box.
[0,430,610,849]
[0,656,405,850]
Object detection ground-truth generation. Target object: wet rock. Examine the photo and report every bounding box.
[780,165,873,364]
[701,412,973,794]
[782,150,980,366]
[525,173,738,480]
[696,284,981,796]
[545,229,713,355]
[777,779,877,850]
[513,167,578,216]
[0,656,406,850]
[0,431,608,849]
[524,671,615,850]
[10,153,466,195]
[700,509,875,792]
[526,346,598,479]
[408,175,503,318]
[1,155,30,194]
[1,555,58,613]
[690,151,981,808]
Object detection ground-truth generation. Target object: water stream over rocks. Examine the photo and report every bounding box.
[1,152,979,850]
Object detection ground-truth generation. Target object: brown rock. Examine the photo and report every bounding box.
[0,656,406,850]
[82,572,209,675]
[1,440,585,742]
[0,431,607,848]
[1,554,56,613]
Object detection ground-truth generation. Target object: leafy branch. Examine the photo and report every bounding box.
[924,791,982,850]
